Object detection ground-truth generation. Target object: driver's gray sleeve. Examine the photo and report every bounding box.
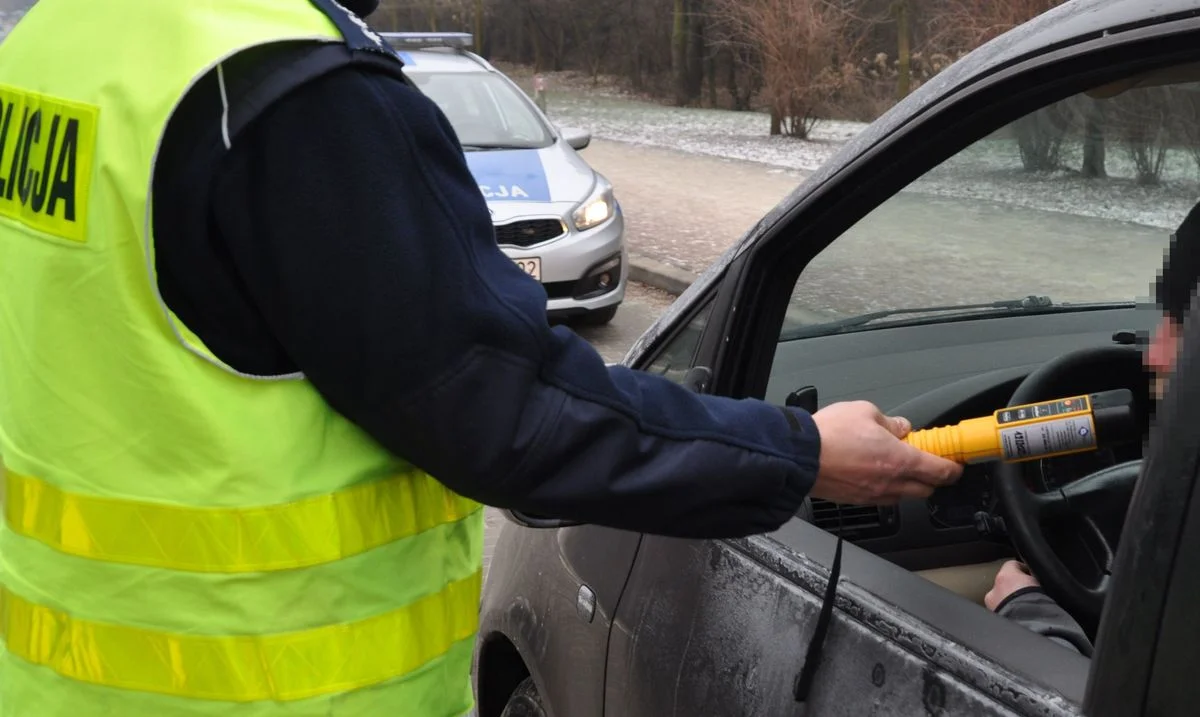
[995,587,1094,657]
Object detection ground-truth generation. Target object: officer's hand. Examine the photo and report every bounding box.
[809,401,963,505]
[985,560,1040,611]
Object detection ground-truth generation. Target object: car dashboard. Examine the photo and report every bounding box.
[766,304,1157,572]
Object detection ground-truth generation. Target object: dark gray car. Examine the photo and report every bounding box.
[474,1,1200,714]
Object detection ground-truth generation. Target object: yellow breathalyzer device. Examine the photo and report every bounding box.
[904,389,1137,464]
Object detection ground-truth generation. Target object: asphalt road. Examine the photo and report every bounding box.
[482,281,678,578]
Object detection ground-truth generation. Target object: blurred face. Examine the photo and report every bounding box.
[1147,314,1181,399]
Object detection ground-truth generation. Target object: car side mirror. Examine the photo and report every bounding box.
[786,385,819,414]
[560,126,591,150]
[502,509,583,529]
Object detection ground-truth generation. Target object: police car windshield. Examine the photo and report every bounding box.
[408,72,554,150]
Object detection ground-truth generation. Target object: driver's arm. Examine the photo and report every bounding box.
[986,560,1094,657]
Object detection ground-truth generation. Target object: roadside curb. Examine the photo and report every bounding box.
[628,251,696,295]
[627,251,838,327]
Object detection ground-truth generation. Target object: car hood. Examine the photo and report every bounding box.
[463,142,596,223]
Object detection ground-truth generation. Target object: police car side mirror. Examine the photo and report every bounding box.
[560,126,591,151]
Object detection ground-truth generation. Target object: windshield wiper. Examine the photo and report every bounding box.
[781,295,1060,340]
[461,142,541,151]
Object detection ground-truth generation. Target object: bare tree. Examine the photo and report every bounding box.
[713,0,871,138]
[1110,87,1175,186]
[927,0,1064,53]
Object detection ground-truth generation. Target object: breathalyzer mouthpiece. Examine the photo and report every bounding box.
[904,389,1137,464]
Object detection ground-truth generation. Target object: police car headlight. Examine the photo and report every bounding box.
[572,184,615,231]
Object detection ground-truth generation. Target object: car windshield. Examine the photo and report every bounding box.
[406,71,554,150]
[780,73,1200,339]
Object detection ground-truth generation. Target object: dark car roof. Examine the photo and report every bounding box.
[623,0,1200,362]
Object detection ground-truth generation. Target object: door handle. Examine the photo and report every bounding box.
[577,584,596,623]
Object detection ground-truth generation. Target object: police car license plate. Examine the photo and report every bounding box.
[514,258,541,281]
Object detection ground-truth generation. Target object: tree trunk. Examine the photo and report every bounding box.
[555,25,565,71]
[530,15,542,72]
[896,1,912,99]
[626,0,642,91]
[705,49,717,107]
[1081,100,1107,178]
[724,48,740,110]
[672,0,689,106]
[513,5,526,63]
[685,0,706,102]
[770,106,782,135]
[427,2,436,31]
[473,0,485,58]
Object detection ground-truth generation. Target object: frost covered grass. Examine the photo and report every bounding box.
[918,137,1200,231]
[546,92,865,173]
[510,69,1200,232]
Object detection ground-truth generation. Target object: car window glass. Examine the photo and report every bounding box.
[775,79,1200,344]
[408,71,553,149]
[644,300,716,384]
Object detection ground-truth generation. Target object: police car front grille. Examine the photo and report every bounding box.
[495,219,566,247]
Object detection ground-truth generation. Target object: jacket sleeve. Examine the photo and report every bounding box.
[995,587,1094,657]
[208,66,820,539]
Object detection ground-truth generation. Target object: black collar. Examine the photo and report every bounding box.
[339,0,378,18]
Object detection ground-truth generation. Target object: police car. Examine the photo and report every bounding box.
[383,32,627,326]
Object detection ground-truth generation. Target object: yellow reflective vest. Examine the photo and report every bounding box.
[0,1,484,714]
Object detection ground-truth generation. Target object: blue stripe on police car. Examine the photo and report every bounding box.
[463,149,552,202]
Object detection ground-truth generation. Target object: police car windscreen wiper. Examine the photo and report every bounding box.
[780,295,1061,340]
[461,142,539,151]
[461,143,510,151]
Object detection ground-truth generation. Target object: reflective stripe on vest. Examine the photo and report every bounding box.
[5,468,480,572]
[0,2,483,714]
[0,572,481,702]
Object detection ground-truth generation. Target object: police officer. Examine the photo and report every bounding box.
[0,1,961,715]
[985,200,1200,656]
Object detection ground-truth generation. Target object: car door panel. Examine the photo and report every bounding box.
[605,525,1088,716]
[479,521,640,717]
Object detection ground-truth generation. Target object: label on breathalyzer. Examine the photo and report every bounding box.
[999,415,1097,461]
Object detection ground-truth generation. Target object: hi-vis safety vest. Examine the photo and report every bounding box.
[0,1,484,715]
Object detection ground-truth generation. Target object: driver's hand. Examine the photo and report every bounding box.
[809,401,963,505]
[985,560,1040,611]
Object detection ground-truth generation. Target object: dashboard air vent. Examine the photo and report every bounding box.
[810,499,899,540]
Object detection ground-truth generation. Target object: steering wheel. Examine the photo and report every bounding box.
[993,345,1146,632]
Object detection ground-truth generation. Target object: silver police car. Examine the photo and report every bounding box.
[385,33,627,325]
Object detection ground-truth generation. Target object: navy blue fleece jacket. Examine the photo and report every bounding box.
[151,61,821,538]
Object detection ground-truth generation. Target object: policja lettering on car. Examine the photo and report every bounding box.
[480,184,530,199]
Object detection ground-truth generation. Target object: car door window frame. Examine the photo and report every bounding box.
[639,295,718,385]
[628,277,743,389]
